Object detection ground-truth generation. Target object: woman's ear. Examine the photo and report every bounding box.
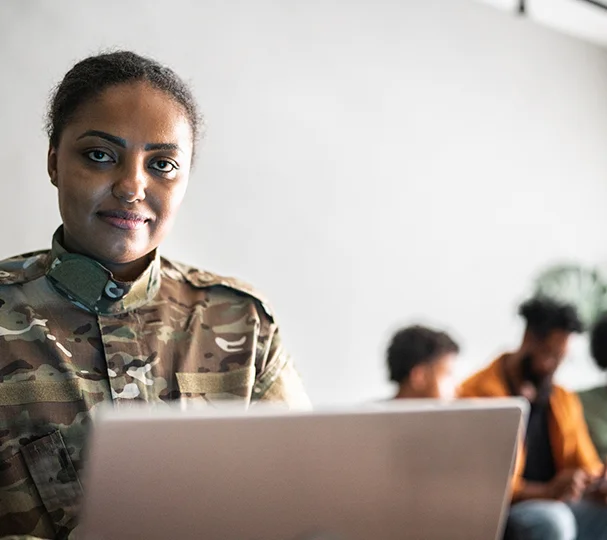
[48,145,58,187]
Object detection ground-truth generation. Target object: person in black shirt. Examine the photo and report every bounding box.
[498,298,607,540]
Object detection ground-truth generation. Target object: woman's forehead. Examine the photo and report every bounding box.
[62,81,193,149]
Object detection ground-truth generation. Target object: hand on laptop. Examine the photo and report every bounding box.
[548,468,591,502]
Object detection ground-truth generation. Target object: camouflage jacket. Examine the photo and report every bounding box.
[0,229,310,540]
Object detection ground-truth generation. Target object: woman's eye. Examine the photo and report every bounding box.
[86,150,113,163]
[150,160,177,173]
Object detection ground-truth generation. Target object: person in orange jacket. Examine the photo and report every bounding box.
[460,297,607,540]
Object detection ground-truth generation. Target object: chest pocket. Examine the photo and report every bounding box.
[175,366,255,407]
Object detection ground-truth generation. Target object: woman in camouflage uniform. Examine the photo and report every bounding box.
[0,51,310,540]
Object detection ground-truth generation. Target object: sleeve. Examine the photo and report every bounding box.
[250,312,311,410]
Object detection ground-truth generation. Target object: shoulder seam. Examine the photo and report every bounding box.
[160,258,274,321]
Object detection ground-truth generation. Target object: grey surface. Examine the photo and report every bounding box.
[79,399,525,540]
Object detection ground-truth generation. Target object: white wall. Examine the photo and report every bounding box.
[1,0,607,404]
[529,0,607,48]
[480,0,607,47]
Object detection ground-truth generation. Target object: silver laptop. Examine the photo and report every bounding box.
[78,399,526,540]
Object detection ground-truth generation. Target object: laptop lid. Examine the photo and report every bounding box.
[79,398,526,540]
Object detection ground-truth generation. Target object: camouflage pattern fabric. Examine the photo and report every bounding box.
[0,228,310,539]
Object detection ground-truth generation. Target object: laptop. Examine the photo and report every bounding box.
[78,399,526,540]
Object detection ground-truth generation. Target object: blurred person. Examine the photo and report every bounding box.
[460,297,607,540]
[0,51,309,540]
[387,325,459,400]
[579,314,607,460]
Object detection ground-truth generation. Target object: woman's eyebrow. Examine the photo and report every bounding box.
[77,130,126,147]
[144,142,182,152]
[76,130,182,153]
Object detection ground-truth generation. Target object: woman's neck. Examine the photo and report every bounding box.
[103,258,151,282]
[61,229,152,282]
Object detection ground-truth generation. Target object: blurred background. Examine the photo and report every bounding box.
[1,0,607,405]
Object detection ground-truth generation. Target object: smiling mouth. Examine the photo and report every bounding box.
[97,210,151,231]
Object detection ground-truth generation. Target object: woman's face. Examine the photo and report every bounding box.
[48,81,193,279]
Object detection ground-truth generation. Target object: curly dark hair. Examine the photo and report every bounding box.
[519,296,583,339]
[387,325,459,384]
[590,313,607,370]
[46,50,201,154]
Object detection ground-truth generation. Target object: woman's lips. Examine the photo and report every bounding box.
[97,210,150,231]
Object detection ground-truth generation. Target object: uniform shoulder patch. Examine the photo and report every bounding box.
[161,258,274,320]
[0,250,49,286]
